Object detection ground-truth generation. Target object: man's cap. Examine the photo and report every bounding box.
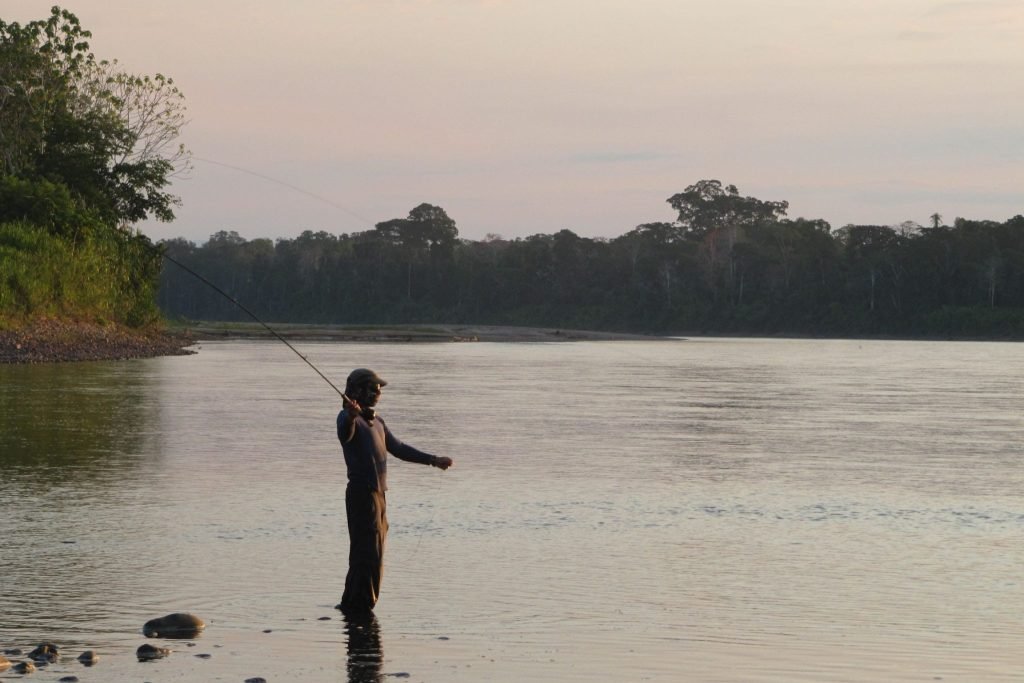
[347,368,387,387]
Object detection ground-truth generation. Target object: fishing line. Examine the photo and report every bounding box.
[146,154,371,398]
[160,250,346,399]
[159,157,444,557]
[191,156,374,226]
[90,154,454,606]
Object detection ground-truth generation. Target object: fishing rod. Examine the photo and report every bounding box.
[154,156,383,412]
[160,250,355,406]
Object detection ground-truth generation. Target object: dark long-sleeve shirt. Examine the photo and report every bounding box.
[337,411,435,491]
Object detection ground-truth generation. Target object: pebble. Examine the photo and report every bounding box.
[3,648,23,656]
[318,616,332,621]
[195,653,212,659]
[0,319,194,363]
[13,661,36,674]
[59,676,80,682]
[0,655,9,670]
[77,650,99,665]
[244,678,268,683]
[29,642,60,662]
[136,644,172,661]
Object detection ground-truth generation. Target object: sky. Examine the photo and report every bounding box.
[5,0,1024,244]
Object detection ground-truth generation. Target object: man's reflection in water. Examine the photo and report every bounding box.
[344,611,383,683]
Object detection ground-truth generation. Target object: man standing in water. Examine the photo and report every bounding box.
[336,368,453,613]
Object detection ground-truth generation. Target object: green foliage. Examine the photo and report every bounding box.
[667,179,789,239]
[0,174,103,240]
[0,8,186,329]
[0,6,189,226]
[0,221,161,327]
[157,194,1024,339]
[915,306,1024,338]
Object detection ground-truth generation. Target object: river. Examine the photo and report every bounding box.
[1,337,1022,681]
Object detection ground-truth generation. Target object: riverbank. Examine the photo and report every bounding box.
[0,318,195,364]
[0,320,661,364]
[185,321,663,343]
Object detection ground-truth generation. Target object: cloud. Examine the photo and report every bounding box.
[927,0,1020,19]
[850,182,1024,211]
[920,0,1024,34]
[891,1,1023,47]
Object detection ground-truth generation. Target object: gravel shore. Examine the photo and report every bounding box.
[0,320,661,364]
[0,318,195,364]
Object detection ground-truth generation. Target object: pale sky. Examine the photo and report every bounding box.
[6,0,1024,243]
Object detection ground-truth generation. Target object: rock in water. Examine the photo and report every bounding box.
[0,654,10,670]
[77,650,99,665]
[13,661,37,674]
[143,613,206,638]
[136,644,171,661]
[29,642,60,662]
[244,678,268,683]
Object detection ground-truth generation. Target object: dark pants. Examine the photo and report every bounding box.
[341,485,388,612]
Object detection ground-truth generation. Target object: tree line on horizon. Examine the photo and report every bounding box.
[159,180,1024,338]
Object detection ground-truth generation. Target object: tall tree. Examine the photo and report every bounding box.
[0,6,190,227]
[374,203,459,303]
[666,179,789,240]
[835,224,899,316]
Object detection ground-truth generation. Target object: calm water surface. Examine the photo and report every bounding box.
[1,337,1022,682]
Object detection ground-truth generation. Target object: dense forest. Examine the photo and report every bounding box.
[159,181,1024,338]
[0,8,186,328]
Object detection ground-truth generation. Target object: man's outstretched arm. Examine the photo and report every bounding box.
[383,422,453,470]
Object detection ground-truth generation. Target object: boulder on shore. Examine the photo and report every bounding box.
[143,613,206,638]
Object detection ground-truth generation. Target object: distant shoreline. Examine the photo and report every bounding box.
[184,322,1023,344]
[5,318,1019,365]
[0,320,664,364]
[185,322,664,343]
[8,316,1018,366]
